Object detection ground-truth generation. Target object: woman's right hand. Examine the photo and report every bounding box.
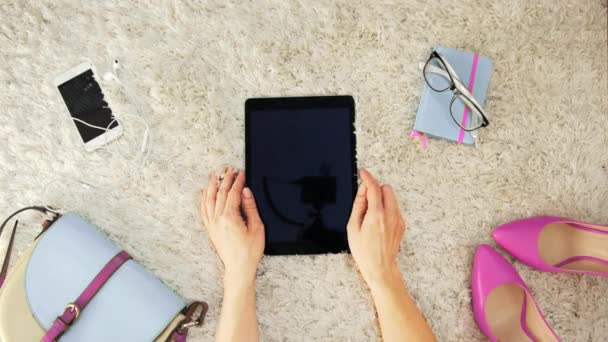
[202,167,265,342]
[348,169,436,342]
[200,167,265,285]
[347,169,406,289]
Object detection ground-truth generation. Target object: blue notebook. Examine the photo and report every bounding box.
[414,46,493,145]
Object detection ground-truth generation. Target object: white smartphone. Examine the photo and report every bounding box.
[53,62,123,152]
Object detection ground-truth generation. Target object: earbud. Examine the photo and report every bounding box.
[103,71,117,82]
[103,60,121,82]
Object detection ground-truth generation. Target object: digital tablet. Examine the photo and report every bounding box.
[245,96,357,255]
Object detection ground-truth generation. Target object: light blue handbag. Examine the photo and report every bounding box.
[0,207,208,342]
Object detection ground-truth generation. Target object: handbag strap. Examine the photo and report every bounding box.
[41,250,132,342]
[0,206,54,289]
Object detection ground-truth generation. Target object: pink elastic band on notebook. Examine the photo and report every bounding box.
[457,53,479,144]
[409,131,427,151]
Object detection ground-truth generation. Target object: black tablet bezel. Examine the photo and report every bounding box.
[245,96,357,255]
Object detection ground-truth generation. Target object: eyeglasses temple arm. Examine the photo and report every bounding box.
[454,83,488,119]
[459,91,489,125]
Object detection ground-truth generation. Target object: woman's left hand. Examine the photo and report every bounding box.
[201,167,265,285]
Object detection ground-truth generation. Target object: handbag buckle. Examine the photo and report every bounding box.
[179,321,199,329]
[63,303,80,323]
[176,302,208,333]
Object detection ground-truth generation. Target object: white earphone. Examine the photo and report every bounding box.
[103,60,121,83]
[44,59,154,211]
[101,59,150,154]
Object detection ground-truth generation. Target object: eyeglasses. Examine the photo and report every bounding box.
[422,51,490,132]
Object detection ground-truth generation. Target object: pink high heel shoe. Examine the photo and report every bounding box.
[472,245,560,342]
[493,216,608,277]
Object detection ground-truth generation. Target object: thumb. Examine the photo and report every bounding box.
[347,182,367,231]
[242,187,263,229]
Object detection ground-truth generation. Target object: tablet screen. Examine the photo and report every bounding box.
[246,97,357,255]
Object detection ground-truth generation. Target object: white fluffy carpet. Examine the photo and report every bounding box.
[1,1,607,341]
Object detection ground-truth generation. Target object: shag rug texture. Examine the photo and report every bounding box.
[1,1,607,341]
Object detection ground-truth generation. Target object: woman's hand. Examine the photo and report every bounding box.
[202,167,264,342]
[348,170,436,342]
[347,168,406,289]
[201,167,265,285]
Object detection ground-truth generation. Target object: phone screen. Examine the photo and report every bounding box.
[57,69,118,143]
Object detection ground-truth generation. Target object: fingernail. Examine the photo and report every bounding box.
[243,187,253,198]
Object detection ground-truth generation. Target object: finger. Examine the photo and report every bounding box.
[360,168,383,211]
[381,184,400,215]
[382,184,406,235]
[206,171,218,220]
[347,182,367,231]
[200,189,209,226]
[226,170,245,213]
[241,187,263,229]
[215,167,237,216]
